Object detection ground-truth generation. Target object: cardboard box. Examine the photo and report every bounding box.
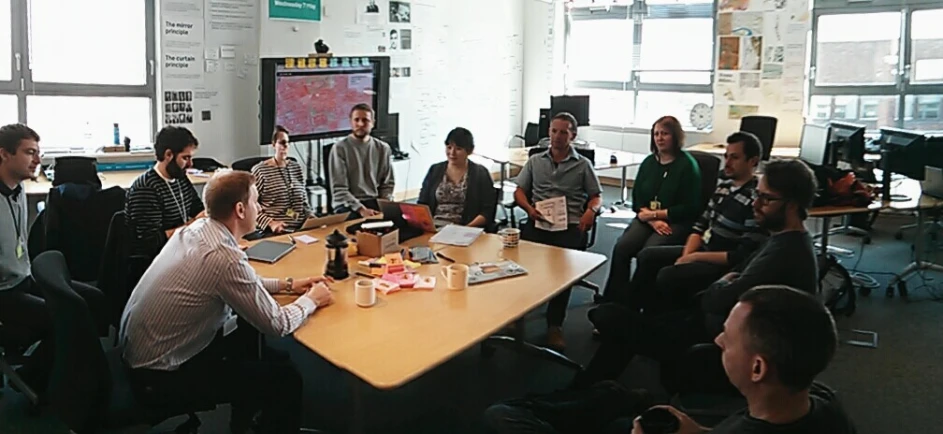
[356,229,400,258]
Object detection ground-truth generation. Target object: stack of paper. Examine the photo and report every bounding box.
[535,197,568,232]
[429,224,484,247]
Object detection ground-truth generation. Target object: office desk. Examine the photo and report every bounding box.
[884,180,943,296]
[253,223,606,433]
[24,170,210,197]
[689,143,801,159]
[475,147,648,205]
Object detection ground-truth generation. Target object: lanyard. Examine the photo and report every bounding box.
[164,179,187,224]
[653,169,668,202]
[6,196,20,241]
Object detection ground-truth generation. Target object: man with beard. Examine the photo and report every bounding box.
[329,103,395,217]
[569,159,818,390]
[126,126,205,259]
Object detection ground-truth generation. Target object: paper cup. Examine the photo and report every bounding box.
[499,228,521,248]
[355,279,377,307]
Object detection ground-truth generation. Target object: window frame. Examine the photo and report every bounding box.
[1,0,157,145]
[563,1,716,131]
[809,2,943,130]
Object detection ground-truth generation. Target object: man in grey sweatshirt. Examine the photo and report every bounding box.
[329,103,395,217]
[0,123,106,396]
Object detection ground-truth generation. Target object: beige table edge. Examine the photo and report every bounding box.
[254,225,607,390]
[25,170,210,197]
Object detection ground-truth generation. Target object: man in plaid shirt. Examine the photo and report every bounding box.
[627,132,767,313]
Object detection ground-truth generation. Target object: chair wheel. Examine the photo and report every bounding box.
[859,286,871,297]
[885,285,895,298]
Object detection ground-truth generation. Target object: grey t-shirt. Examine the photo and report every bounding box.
[329,135,395,211]
[713,383,857,434]
[0,184,30,291]
[516,147,602,224]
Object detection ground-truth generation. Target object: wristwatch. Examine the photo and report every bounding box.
[284,277,294,293]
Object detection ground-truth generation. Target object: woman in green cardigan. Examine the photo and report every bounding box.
[601,115,703,304]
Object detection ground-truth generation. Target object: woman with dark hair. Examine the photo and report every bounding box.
[600,115,702,304]
[251,125,312,233]
[418,127,496,229]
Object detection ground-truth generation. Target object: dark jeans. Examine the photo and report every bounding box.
[128,324,303,434]
[482,380,648,434]
[0,277,107,392]
[602,219,689,304]
[572,303,709,393]
[521,222,587,327]
[629,246,729,312]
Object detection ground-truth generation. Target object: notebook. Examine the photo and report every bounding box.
[245,240,296,263]
[468,261,528,285]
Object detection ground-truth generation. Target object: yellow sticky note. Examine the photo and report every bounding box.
[319,58,328,68]
[297,58,308,68]
[285,58,295,68]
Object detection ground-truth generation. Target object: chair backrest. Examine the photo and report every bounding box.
[740,116,778,161]
[33,251,111,433]
[322,143,335,212]
[28,208,47,261]
[45,185,126,282]
[231,156,267,172]
[191,157,227,172]
[688,151,722,215]
[526,146,595,164]
[523,123,540,147]
[98,211,133,327]
[52,156,102,188]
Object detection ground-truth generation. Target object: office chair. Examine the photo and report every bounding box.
[51,156,102,188]
[231,156,268,172]
[34,251,214,434]
[44,184,126,283]
[739,116,778,161]
[191,157,227,172]
[321,143,336,213]
[0,322,40,407]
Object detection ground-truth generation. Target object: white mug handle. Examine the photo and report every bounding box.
[440,268,449,280]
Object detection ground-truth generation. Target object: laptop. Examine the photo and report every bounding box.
[922,166,943,199]
[245,240,296,263]
[378,200,435,242]
[297,212,351,231]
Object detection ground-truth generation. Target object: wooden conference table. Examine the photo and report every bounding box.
[688,142,801,159]
[251,220,607,433]
[24,169,211,197]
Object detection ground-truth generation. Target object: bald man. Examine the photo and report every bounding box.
[119,170,334,434]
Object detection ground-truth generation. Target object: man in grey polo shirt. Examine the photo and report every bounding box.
[514,112,603,351]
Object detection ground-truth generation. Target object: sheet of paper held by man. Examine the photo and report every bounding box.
[535,196,567,232]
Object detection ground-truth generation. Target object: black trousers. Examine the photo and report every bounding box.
[0,277,107,392]
[128,324,303,434]
[520,222,587,327]
[602,219,689,304]
[628,246,728,312]
[572,303,709,393]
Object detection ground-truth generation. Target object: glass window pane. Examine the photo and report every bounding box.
[903,95,943,132]
[911,9,943,84]
[807,95,897,131]
[815,13,901,86]
[569,87,634,128]
[640,18,712,84]
[0,94,17,123]
[29,0,147,85]
[27,96,151,151]
[567,19,633,82]
[636,91,713,130]
[0,0,10,82]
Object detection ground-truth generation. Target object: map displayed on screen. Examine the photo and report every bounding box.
[275,67,375,137]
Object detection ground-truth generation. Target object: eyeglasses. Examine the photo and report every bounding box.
[752,191,784,204]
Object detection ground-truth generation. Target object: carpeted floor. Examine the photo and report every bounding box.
[2,186,942,434]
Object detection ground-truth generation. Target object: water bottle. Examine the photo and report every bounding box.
[113,123,121,145]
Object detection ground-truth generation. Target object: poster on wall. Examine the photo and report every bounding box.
[163,91,195,125]
[357,0,385,24]
[390,1,411,23]
[269,0,321,22]
[390,28,412,50]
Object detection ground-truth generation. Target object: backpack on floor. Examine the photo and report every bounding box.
[818,254,857,317]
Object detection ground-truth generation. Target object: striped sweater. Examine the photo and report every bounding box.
[125,167,204,258]
[692,177,763,259]
[251,159,311,231]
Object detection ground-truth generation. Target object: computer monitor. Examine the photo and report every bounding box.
[550,95,590,126]
[799,123,830,166]
[926,134,943,169]
[828,121,866,168]
[879,127,928,201]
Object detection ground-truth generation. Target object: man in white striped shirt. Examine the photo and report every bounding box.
[119,170,334,434]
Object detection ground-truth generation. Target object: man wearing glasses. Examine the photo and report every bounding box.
[570,159,819,391]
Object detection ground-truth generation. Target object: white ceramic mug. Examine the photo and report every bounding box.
[499,228,521,248]
[440,264,470,290]
[355,279,377,307]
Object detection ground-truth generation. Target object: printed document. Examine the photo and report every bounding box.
[535,196,567,232]
[429,224,484,247]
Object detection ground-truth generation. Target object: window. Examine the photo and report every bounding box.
[0,0,155,152]
[565,0,714,130]
[810,4,943,133]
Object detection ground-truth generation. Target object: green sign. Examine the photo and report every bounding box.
[269,0,321,22]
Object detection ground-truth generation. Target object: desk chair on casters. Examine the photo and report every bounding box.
[33,251,214,434]
[0,323,41,408]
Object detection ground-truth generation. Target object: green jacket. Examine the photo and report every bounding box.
[631,151,703,224]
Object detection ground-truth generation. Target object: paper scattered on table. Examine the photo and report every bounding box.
[429,224,484,247]
[535,196,568,232]
[293,235,318,245]
[414,276,436,290]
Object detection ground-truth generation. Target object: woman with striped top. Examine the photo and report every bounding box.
[251,126,311,233]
